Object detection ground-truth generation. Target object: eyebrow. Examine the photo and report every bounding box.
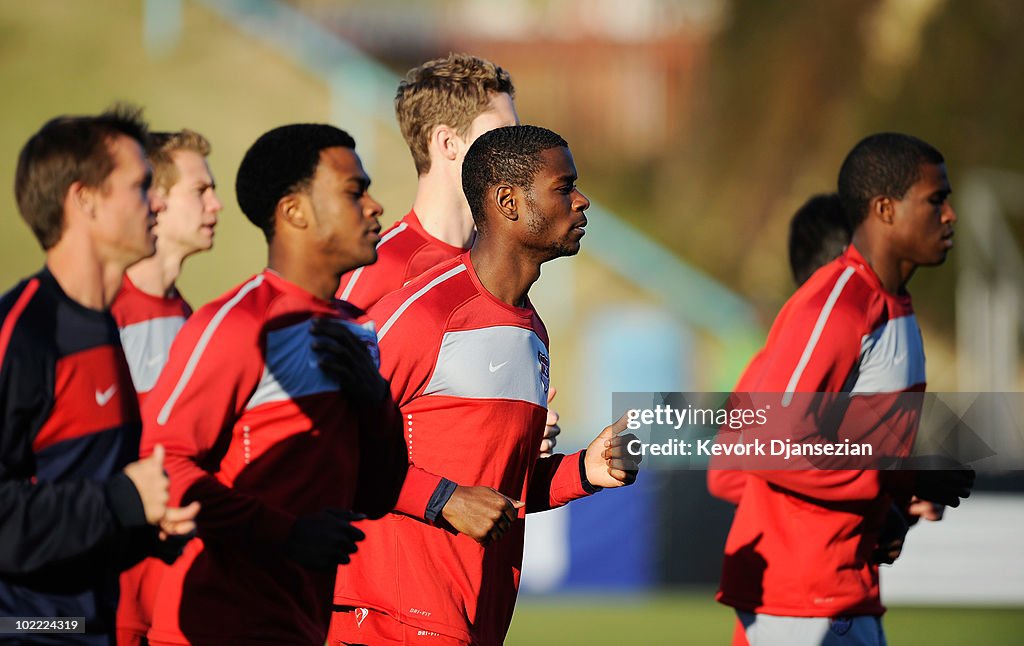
[347,176,371,191]
[553,173,577,184]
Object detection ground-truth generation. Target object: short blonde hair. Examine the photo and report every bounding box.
[147,129,211,192]
[395,53,514,175]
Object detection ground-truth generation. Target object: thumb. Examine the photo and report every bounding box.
[163,501,200,522]
[150,443,165,468]
[547,386,557,405]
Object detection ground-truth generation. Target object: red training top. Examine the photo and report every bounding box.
[142,270,410,646]
[714,245,923,617]
[334,254,594,645]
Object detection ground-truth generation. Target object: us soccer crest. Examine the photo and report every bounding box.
[538,351,550,395]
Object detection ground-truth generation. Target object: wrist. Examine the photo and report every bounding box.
[579,451,602,494]
[106,472,148,529]
[427,478,458,523]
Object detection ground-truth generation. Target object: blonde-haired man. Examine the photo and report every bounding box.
[113,128,222,646]
[338,53,516,309]
[113,129,222,396]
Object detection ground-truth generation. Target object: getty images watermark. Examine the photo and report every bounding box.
[625,405,873,461]
[613,392,1024,472]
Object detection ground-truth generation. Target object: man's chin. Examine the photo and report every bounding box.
[921,250,950,267]
[553,241,581,258]
[127,240,157,266]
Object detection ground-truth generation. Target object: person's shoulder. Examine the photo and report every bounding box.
[0,273,47,320]
[184,273,272,337]
[0,271,58,338]
[111,277,192,328]
[0,272,57,370]
[786,254,875,325]
[370,257,473,335]
[374,214,434,263]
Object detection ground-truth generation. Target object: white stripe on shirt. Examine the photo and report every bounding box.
[378,264,467,341]
[782,266,856,407]
[156,275,265,425]
[339,223,408,300]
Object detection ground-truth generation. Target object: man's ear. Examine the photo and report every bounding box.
[496,185,518,222]
[430,124,460,163]
[277,194,309,231]
[869,195,895,225]
[68,181,96,219]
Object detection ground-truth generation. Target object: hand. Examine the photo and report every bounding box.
[285,508,367,571]
[157,501,200,539]
[441,486,524,546]
[311,318,388,405]
[907,496,945,522]
[123,444,171,525]
[873,503,909,565]
[541,387,560,458]
[909,457,975,507]
[584,412,642,488]
[873,535,905,566]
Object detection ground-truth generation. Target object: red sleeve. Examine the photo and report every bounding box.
[738,284,884,502]
[525,450,593,513]
[367,297,445,521]
[140,299,293,547]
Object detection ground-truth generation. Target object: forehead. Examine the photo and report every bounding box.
[314,146,366,183]
[170,149,213,180]
[909,162,950,193]
[532,146,576,181]
[108,134,147,174]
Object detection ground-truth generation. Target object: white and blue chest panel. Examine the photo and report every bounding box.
[848,314,926,393]
[423,325,550,407]
[247,319,379,409]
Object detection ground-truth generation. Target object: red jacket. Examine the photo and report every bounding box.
[713,246,921,617]
[334,255,594,645]
[142,270,411,645]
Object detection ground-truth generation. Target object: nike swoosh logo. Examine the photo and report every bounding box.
[144,354,163,368]
[95,385,117,406]
[488,361,509,373]
[893,352,907,365]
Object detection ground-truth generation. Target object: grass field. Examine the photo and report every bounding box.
[506,592,1024,645]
